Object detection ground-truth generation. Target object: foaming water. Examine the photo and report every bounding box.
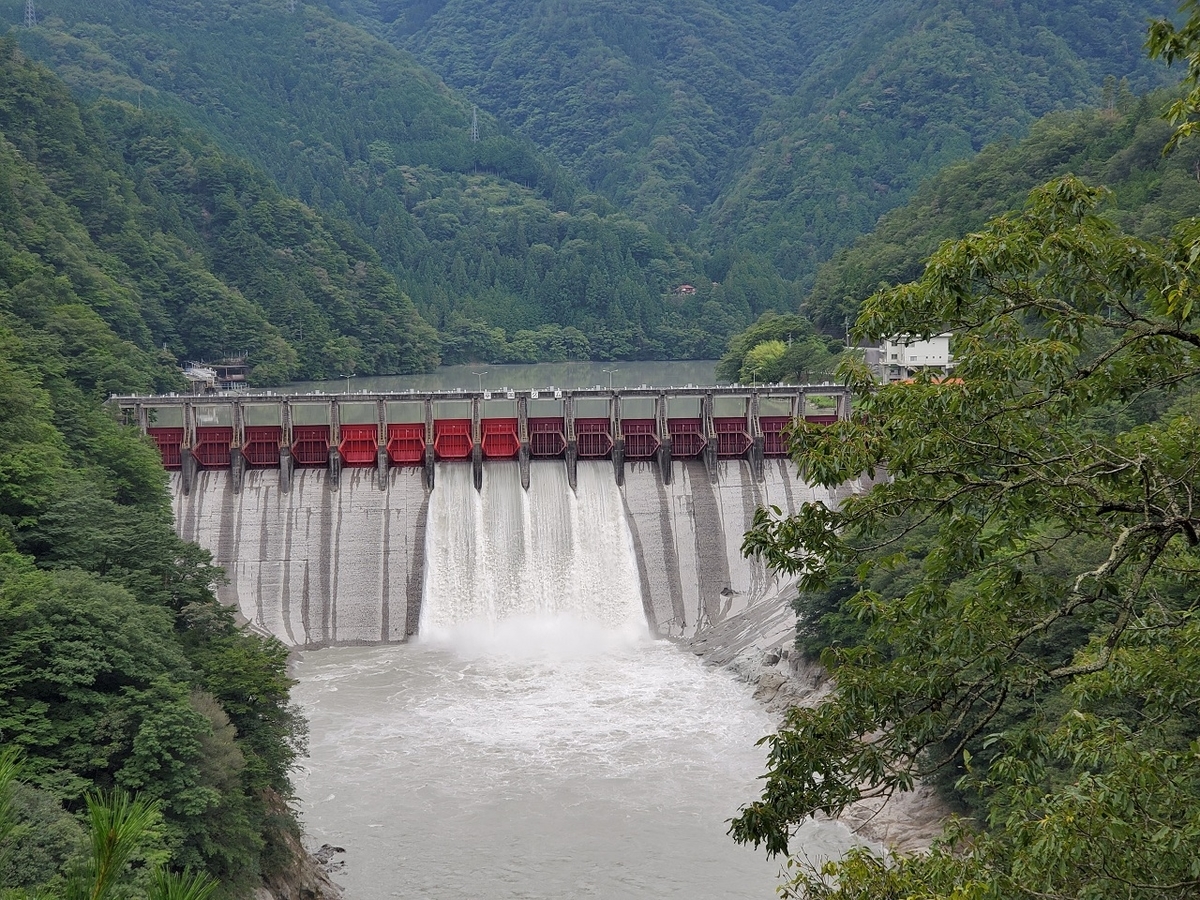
[294,635,858,899]
[421,613,650,661]
[292,459,860,898]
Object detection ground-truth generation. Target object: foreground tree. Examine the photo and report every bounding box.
[0,748,217,900]
[730,174,1200,897]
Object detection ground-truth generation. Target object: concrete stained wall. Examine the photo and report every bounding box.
[173,468,427,647]
[622,459,824,640]
[171,461,844,648]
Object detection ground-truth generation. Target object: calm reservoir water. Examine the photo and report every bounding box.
[287,359,720,394]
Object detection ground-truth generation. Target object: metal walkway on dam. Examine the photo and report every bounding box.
[113,384,850,493]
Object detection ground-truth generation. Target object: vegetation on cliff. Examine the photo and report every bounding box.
[739,174,1200,900]
[0,299,305,897]
[0,41,308,899]
[730,7,1200,893]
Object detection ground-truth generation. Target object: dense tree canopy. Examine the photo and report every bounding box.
[0,309,306,895]
[0,34,441,385]
[0,101,308,892]
[732,174,1200,896]
[800,91,1200,334]
[10,0,723,364]
[382,0,1173,284]
[714,313,844,385]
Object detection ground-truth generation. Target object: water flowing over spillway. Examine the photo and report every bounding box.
[421,462,646,635]
[172,457,837,647]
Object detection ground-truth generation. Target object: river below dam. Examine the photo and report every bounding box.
[292,630,856,899]
[202,361,859,896]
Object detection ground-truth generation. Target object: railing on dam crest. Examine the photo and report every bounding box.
[112,384,850,494]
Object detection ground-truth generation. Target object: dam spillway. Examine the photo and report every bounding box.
[133,385,854,647]
[170,458,842,647]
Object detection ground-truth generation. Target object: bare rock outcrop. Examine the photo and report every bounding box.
[257,790,345,900]
[260,837,344,900]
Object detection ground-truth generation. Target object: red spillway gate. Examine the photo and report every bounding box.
[148,427,184,470]
[193,426,233,469]
[386,423,426,465]
[292,425,330,467]
[621,419,660,460]
[529,418,566,457]
[667,418,706,458]
[243,425,282,468]
[805,413,838,425]
[575,418,613,458]
[338,424,379,466]
[481,418,520,459]
[760,416,792,457]
[713,418,752,458]
[433,419,472,460]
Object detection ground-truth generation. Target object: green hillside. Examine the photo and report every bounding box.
[0,36,309,896]
[379,0,1176,293]
[705,0,1175,287]
[5,0,1175,369]
[802,91,1200,331]
[368,0,849,239]
[0,36,440,384]
[8,0,722,364]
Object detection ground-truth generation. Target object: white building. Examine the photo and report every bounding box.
[877,334,954,381]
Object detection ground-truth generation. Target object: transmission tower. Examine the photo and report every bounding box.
[471,106,479,143]
[25,0,35,28]
[287,0,296,11]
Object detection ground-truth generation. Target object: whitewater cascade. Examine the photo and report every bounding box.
[420,462,646,634]
[172,458,845,645]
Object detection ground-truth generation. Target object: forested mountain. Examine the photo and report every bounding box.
[7,0,726,366]
[704,0,1175,289]
[0,35,439,383]
[802,89,1200,332]
[374,0,1175,289]
[2,0,1177,378]
[364,0,845,239]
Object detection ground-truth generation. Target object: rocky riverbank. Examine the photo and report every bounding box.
[260,840,345,900]
[688,588,948,853]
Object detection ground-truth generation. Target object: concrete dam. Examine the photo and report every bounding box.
[118,386,854,648]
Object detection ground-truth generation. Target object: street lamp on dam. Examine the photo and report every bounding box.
[472,370,488,393]
[602,368,619,389]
